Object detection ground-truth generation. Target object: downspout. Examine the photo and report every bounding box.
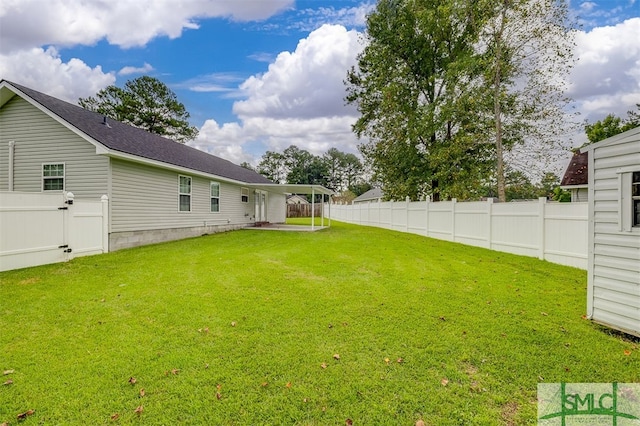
[8,141,15,191]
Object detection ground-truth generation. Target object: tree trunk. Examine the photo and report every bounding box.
[493,5,508,203]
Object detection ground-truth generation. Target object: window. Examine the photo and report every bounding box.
[633,172,640,227]
[241,187,249,203]
[42,163,64,191]
[210,182,220,212]
[179,175,191,212]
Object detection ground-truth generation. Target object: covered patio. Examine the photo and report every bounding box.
[245,183,334,231]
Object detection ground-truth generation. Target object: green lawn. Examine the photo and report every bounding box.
[1,221,638,425]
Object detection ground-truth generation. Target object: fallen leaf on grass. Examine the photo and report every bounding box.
[216,392,222,400]
[231,321,236,327]
[3,370,14,375]
[581,315,588,320]
[541,312,548,316]
[261,382,268,387]
[397,358,404,364]
[333,354,340,360]
[217,384,222,391]
[3,379,13,386]
[384,358,390,365]
[17,409,35,420]
[441,378,449,386]
[110,413,120,421]
[139,388,145,397]
[171,369,180,375]
[321,362,328,369]
[128,377,137,385]
[416,420,426,426]
[1,422,7,426]
[624,349,632,356]
[134,405,143,415]
[286,382,292,388]
[345,419,353,425]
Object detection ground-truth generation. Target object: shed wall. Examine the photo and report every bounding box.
[589,136,640,336]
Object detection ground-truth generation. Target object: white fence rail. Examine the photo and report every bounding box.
[329,198,588,269]
[0,191,109,272]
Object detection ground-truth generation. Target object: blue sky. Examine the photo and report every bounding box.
[1,0,639,170]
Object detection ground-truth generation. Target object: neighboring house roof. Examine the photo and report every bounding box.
[353,187,383,202]
[561,151,588,188]
[0,80,272,185]
[286,194,309,204]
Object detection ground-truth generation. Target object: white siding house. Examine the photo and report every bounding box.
[582,127,640,337]
[0,80,313,253]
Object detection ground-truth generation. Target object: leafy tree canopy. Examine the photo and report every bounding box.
[584,104,640,144]
[79,76,198,143]
[346,0,576,202]
[257,145,369,191]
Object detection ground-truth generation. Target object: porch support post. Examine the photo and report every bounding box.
[311,187,316,231]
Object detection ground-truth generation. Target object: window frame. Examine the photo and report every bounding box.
[633,171,640,228]
[42,163,65,191]
[178,175,192,212]
[210,181,220,213]
[241,187,249,203]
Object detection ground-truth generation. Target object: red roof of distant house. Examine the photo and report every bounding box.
[561,151,588,187]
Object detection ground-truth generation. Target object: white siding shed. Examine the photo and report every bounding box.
[583,127,640,337]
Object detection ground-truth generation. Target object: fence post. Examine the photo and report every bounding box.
[425,196,430,237]
[487,198,493,249]
[64,192,74,261]
[101,195,109,253]
[451,198,457,241]
[538,197,546,260]
[405,196,410,232]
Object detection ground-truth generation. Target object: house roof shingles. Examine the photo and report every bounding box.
[3,80,272,185]
[561,151,588,187]
[353,187,383,202]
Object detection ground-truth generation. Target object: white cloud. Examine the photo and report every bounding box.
[0,0,294,52]
[192,24,365,164]
[0,47,115,102]
[579,2,597,13]
[569,17,640,122]
[189,119,255,165]
[287,3,375,31]
[118,63,154,76]
[179,73,245,94]
[234,24,362,120]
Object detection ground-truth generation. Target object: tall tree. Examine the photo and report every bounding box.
[346,0,492,201]
[477,0,576,201]
[283,145,329,186]
[78,76,198,143]
[257,151,287,183]
[323,148,364,191]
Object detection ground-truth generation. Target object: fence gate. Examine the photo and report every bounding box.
[0,191,108,272]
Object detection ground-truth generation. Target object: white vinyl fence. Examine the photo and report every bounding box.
[0,191,109,272]
[329,198,588,269]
